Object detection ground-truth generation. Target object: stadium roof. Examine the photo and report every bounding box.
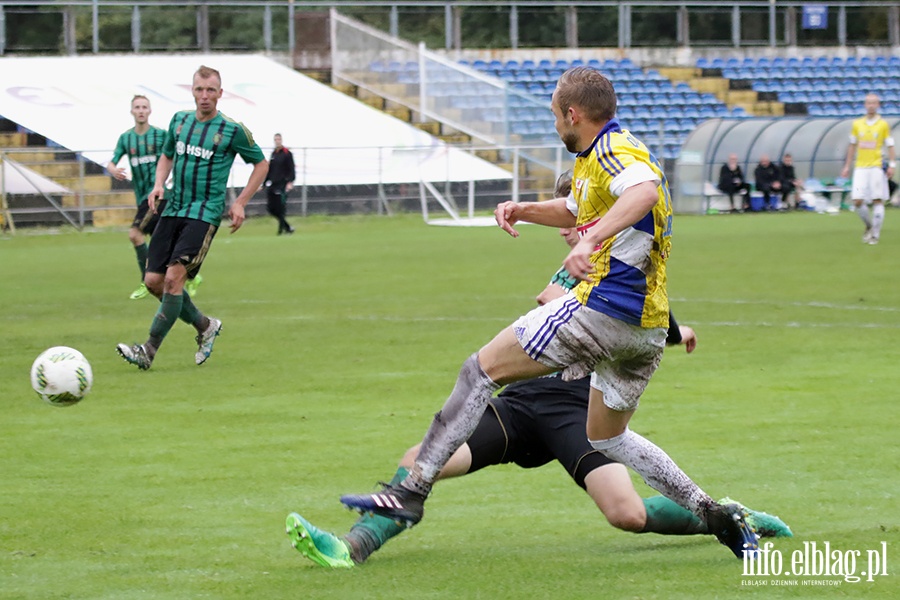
[0,54,511,186]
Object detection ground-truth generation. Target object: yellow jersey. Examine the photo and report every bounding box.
[850,116,893,169]
[570,120,672,328]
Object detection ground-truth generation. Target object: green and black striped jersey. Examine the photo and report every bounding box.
[161,110,265,226]
[111,126,167,206]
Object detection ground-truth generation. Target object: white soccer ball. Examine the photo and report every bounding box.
[30,346,93,407]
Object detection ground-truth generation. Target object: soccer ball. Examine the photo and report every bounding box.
[30,346,93,407]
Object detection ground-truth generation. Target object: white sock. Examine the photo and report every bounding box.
[857,204,873,230]
[590,429,714,519]
[872,203,885,239]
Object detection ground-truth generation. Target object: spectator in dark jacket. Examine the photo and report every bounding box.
[717,153,751,212]
[754,154,782,211]
[778,153,803,209]
[266,133,296,235]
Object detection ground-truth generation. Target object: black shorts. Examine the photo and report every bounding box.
[146,216,218,279]
[131,198,168,235]
[466,375,615,489]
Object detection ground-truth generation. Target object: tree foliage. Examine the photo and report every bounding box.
[0,3,894,54]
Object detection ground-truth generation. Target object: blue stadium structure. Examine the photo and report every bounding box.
[380,57,743,160]
[704,55,900,118]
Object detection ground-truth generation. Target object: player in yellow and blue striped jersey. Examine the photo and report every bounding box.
[341,67,758,560]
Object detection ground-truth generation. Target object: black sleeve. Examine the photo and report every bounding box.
[718,165,730,191]
[666,311,682,346]
[286,150,296,181]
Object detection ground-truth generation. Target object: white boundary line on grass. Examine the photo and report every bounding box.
[674,297,900,313]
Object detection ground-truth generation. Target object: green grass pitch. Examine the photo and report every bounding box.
[1,211,898,599]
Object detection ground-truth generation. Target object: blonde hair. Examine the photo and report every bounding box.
[556,67,617,123]
[195,65,222,85]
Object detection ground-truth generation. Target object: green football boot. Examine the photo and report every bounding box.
[285,513,354,569]
[184,273,203,297]
[129,282,150,300]
[719,497,793,538]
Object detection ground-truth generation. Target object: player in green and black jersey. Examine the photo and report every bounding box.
[108,95,169,300]
[116,65,268,371]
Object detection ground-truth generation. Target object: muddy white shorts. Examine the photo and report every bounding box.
[512,294,666,411]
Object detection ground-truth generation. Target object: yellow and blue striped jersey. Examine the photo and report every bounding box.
[850,117,893,169]
[570,119,672,328]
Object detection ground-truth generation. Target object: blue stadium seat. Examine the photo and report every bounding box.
[678,118,696,132]
[587,59,602,69]
[684,92,703,105]
[815,56,830,67]
[555,60,569,70]
[520,60,536,71]
[807,104,826,116]
[772,57,786,68]
[663,144,681,160]
[696,57,710,69]
[820,90,841,104]
[513,71,533,83]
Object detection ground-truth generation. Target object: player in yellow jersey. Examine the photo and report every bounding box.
[341,67,757,560]
[841,93,895,245]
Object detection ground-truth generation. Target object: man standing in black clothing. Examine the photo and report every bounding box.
[266,133,296,234]
[754,154,782,211]
[717,153,751,212]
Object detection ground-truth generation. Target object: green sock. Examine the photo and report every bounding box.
[344,466,409,562]
[134,243,148,279]
[178,292,206,329]
[147,293,183,350]
[640,495,707,535]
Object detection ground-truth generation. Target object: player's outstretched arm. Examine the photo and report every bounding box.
[494,197,575,238]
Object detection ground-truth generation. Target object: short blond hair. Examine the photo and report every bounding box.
[195,65,222,85]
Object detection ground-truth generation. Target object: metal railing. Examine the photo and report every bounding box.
[1,1,898,56]
[0,137,690,232]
